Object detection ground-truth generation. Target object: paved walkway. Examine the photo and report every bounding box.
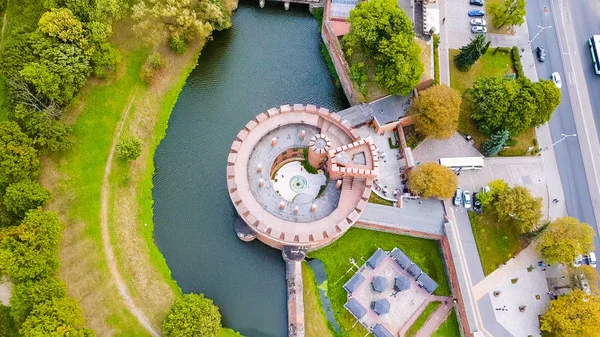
[360,200,446,236]
[415,298,454,337]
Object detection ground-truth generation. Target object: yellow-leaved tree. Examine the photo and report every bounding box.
[540,290,600,337]
[408,162,457,199]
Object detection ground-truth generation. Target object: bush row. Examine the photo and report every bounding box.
[511,46,525,78]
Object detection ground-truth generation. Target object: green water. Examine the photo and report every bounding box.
[152,2,348,336]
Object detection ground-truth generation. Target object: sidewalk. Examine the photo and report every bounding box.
[414,299,454,337]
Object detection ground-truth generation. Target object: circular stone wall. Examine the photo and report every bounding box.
[227,104,373,250]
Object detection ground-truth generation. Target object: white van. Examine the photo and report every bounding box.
[588,252,597,268]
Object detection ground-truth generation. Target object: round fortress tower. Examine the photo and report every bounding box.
[308,134,331,168]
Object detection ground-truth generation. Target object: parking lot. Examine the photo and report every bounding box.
[445,0,487,48]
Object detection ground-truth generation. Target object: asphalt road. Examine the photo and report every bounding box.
[524,0,600,257]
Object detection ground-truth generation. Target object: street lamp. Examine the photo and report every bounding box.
[543,133,577,151]
[521,25,552,56]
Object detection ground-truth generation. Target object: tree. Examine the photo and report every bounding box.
[569,265,600,296]
[477,179,509,207]
[0,209,63,282]
[12,105,72,153]
[408,163,458,199]
[342,0,414,56]
[374,33,424,95]
[19,297,94,337]
[0,122,40,192]
[494,185,542,233]
[132,0,231,48]
[410,85,461,139]
[489,0,526,29]
[116,136,142,161]
[530,79,562,126]
[540,290,600,337]
[4,181,51,218]
[162,293,222,337]
[537,217,595,265]
[10,277,66,327]
[38,8,86,46]
[481,130,509,156]
[454,34,488,71]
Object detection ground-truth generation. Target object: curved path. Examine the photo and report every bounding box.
[100,91,160,337]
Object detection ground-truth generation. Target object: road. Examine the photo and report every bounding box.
[525,0,600,260]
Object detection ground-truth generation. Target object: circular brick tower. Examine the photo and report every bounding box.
[308,134,330,169]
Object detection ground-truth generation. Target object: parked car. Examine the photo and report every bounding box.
[470,18,486,26]
[535,46,547,62]
[473,192,482,212]
[468,9,485,17]
[588,252,597,268]
[471,26,487,34]
[551,72,562,88]
[481,185,490,194]
[454,188,463,207]
[580,275,592,295]
[574,254,584,267]
[470,0,484,6]
[463,190,472,209]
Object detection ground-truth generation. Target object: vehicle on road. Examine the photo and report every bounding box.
[463,190,472,209]
[468,9,485,17]
[470,18,486,26]
[473,192,482,213]
[471,26,487,34]
[454,188,463,207]
[588,252,597,268]
[574,255,584,267]
[469,0,484,6]
[551,72,562,88]
[589,35,600,75]
[535,46,547,62]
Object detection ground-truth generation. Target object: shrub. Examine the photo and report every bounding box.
[163,294,222,337]
[511,46,525,78]
[4,181,51,218]
[91,42,121,78]
[149,52,165,70]
[433,34,440,85]
[116,136,142,161]
[169,38,187,54]
[140,65,154,84]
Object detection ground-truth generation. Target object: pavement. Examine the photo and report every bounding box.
[360,200,446,236]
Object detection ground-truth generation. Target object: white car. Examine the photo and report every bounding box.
[551,72,562,88]
[470,19,486,26]
[471,26,487,34]
[588,252,597,268]
[574,254,584,267]
[463,190,472,209]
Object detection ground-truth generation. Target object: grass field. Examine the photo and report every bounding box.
[302,262,335,337]
[308,228,450,337]
[405,301,441,337]
[369,191,394,206]
[469,211,527,275]
[431,310,461,337]
[450,49,537,155]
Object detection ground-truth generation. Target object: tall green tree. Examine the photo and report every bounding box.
[489,0,527,29]
[12,105,72,153]
[454,34,487,71]
[0,122,40,192]
[540,290,600,337]
[530,79,562,126]
[10,277,66,327]
[0,209,63,282]
[19,297,94,337]
[374,32,424,95]
[342,0,414,56]
[494,185,542,233]
[537,217,595,265]
[482,129,509,156]
[163,293,222,337]
[408,163,458,199]
[4,181,51,218]
[410,84,461,139]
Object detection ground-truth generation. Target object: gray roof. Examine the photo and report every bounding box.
[371,298,390,315]
[408,263,423,278]
[345,298,367,319]
[371,276,388,293]
[343,272,365,293]
[370,94,412,126]
[417,273,439,294]
[394,276,411,291]
[372,323,394,337]
[337,103,373,127]
[335,151,350,166]
[366,248,387,269]
[391,248,413,269]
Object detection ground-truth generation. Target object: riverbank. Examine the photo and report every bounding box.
[41,16,239,335]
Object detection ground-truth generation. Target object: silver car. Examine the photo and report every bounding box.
[454,188,463,207]
[470,19,486,26]
[471,26,487,34]
[463,190,472,209]
[551,72,562,88]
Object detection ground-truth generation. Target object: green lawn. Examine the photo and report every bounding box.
[469,211,527,275]
[431,310,461,337]
[308,228,451,337]
[450,49,537,155]
[406,301,442,337]
[369,191,394,206]
[302,262,335,337]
